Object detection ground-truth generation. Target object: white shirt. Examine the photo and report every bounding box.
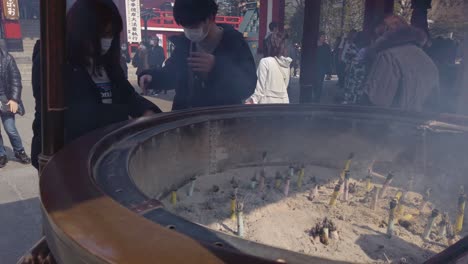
[249,56,292,104]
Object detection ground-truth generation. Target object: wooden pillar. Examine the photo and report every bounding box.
[299,0,321,103]
[115,0,127,43]
[410,0,432,34]
[384,0,394,15]
[39,0,66,171]
[258,0,285,54]
[457,35,468,115]
[363,0,394,33]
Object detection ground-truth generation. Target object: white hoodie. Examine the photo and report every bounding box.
[250,56,292,104]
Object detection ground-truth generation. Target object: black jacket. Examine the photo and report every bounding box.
[142,24,257,110]
[148,45,166,69]
[0,48,22,102]
[31,42,161,169]
[317,43,332,74]
[64,64,161,142]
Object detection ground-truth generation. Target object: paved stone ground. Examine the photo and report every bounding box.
[0,49,40,262]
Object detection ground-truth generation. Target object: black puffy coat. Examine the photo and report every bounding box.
[141,24,257,110]
[64,64,161,143]
[0,48,22,102]
[30,40,161,169]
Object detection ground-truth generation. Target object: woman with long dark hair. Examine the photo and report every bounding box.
[64,0,160,142]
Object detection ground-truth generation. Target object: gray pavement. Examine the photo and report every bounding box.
[0,52,40,263]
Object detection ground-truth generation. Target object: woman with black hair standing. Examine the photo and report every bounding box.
[64,0,160,142]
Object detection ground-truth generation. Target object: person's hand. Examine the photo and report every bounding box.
[245,98,254,104]
[139,74,153,93]
[7,100,18,114]
[188,52,215,76]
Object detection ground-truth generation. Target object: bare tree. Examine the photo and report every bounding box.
[217,0,242,16]
[395,0,413,22]
[286,0,365,46]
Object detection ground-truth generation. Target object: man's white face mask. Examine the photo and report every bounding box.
[101,38,113,55]
[184,22,209,43]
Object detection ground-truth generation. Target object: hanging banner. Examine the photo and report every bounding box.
[126,0,142,43]
[3,0,20,20]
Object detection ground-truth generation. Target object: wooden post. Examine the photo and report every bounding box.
[39,0,66,171]
[258,0,286,55]
[457,35,468,114]
[115,0,128,44]
[384,0,395,15]
[410,0,432,34]
[299,0,321,103]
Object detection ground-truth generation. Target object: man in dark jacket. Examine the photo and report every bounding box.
[120,42,131,79]
[0,48,31,167]
[313,32,332,103]
[264,22,279,58]
[139,0,257,110]
[148,37,166,70]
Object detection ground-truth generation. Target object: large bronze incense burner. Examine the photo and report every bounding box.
[41,105,468,263]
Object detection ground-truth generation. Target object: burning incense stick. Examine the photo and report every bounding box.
[329,220,339,240]
[455,192,466,234]
[423,209,440,241]
[380,173,395,199]
[284,174,291,197]
[321,227,330,245]
[438,212,449,237]
[171,189,178,205]
[345,152,354,171]
[230,193,237,220]
[365,171,372,192]
[396,191,406,216]
[297,164,305,189]
[343,170,350,201]
[446,216,455,246]
[309,184,319,201]
[387,198,398,238]
[275,172,282,189]
[259,170,266,192]
[188,176,196,197]
[371,187,380,210]
[250,174,258,190]
[419,187,432,212]
[329,181,343,207]
[236,201,245,237]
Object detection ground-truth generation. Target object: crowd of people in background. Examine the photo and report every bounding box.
[131,37,166,96]
[116,8,459,113]
[334,15,460,112]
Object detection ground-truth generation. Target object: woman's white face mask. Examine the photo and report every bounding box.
[184,23,209,43]
[101,38,113,55]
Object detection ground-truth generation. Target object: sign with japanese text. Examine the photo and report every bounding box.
[126,0,142,43]
[3,0,20,20]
